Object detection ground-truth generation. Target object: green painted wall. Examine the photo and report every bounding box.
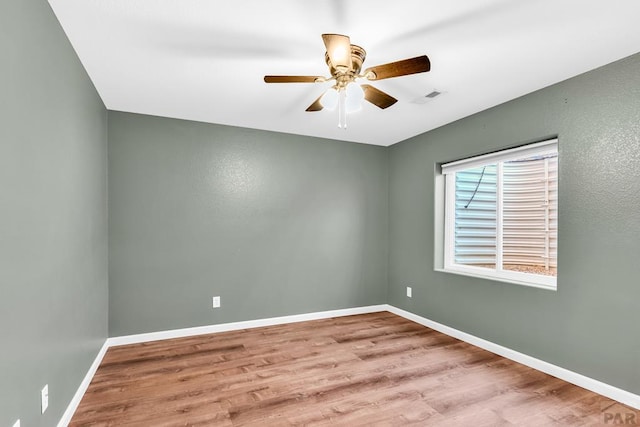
[388,53,640,394]
[108,112,388,336]
[0,0,108,426]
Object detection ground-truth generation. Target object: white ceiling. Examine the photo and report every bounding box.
[48,0,640,146]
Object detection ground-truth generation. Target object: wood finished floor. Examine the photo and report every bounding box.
[70,312,634,426]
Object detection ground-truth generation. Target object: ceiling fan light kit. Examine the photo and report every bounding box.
[264,33,431,129]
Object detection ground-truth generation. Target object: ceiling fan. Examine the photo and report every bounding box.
[264,34,431,128]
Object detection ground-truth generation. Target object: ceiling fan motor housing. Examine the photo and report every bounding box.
[325,44,366,88]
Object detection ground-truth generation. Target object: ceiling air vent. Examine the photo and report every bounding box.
[411,90,444,104]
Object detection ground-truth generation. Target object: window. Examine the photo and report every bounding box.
[436,139,558,290]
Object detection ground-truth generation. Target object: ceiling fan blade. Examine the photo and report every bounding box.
[322,34,352,70]
[264,75,322,83]
[305,93,325,112]
[364,55,431,80]
[361,84,398,109]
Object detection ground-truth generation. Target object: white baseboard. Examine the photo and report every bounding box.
[57,340,109,427]
[58,303,639,426]
[107,305,389,347]
[386,305,640,410]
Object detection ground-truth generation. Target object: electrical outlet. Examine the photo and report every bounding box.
[406,287,412,298]
[212,296,221,308]
[12,419,20,427]
[41,384,49,414]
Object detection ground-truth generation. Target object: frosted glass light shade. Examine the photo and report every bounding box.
[320,88,338,110]
[346,83,364,113]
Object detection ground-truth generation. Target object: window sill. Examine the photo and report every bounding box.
[434,267,557,291]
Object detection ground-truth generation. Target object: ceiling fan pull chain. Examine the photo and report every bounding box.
[338,89,347,129]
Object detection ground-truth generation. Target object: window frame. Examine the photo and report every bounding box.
[437,139,558,291]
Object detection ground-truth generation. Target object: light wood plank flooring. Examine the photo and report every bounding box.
[70,312,635,426]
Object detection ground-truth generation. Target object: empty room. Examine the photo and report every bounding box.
[2,0,640,426]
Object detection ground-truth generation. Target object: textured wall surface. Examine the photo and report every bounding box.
[108,112,388,336]
[389,53,640,394]
[0,1,108,426]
